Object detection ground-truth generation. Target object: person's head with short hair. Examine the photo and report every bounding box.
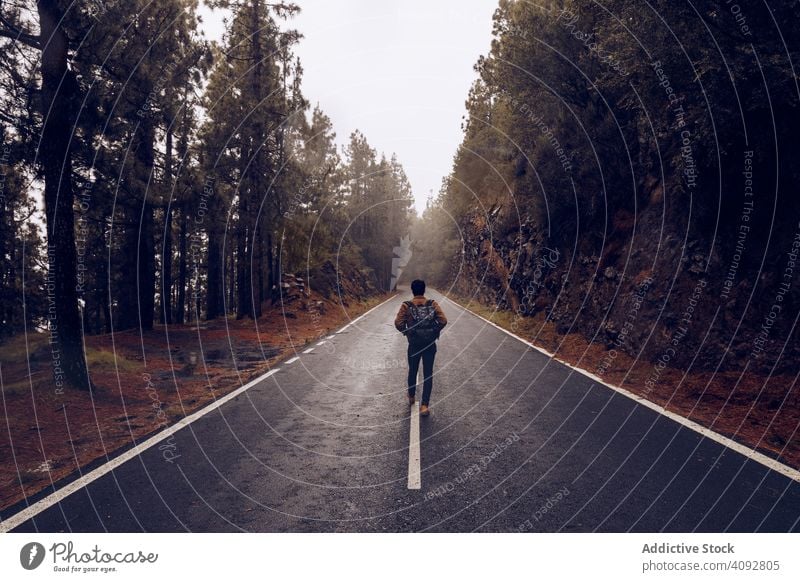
[411,279,426,297]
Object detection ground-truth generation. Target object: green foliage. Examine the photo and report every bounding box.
[343,132,415,290]
[419,0,800,286]
[403,200,460,287]
[0,156,46,337]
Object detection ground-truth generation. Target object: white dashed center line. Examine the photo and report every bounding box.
[408,403,421,490]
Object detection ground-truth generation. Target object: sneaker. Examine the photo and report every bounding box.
[420,404,430,416]
[407,393,415,406]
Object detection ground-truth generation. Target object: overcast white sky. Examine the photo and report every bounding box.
[198,1,498,213]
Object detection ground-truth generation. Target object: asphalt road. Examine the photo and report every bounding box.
[5,290,800,532]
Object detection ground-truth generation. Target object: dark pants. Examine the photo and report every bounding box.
[407,343,436,405]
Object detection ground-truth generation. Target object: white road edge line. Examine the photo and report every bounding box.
[408,402,421,489]
[286,356,300,364]
[0,293,400,532]
[302,348,314,354]
[438,294,800,484]
[0,368,281,533]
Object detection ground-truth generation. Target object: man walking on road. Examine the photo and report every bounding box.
[394,280,447,416]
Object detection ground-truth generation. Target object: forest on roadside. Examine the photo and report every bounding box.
[410,0,800,376]
[0,0,414,391]
[2,0,800,506]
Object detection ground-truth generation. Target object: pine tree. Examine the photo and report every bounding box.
[201,0,301,319]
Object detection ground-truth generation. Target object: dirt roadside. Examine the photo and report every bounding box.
[445,293,800,471]
[0,284,391,513]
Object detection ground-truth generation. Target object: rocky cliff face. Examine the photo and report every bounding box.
[307,259,380,304]
[449,197,800,376]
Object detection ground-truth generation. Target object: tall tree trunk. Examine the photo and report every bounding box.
[258,228,265,306]
[0,181,8,334]
[206,219,224,320]
[235,0,266,320]
[161,206,173,324]
[235,195,252,319]
[37,0,91,390]
[137,117,156,331]
[161,127,174,324]
[266,231,275,304]
[101,280,112,334]
[176,208,188,324]
[228,239,235,312]
[274,237,282,293]
[174,105,191,326]
[99,212,112,334]
[116,115,156,332]
[116,208,138,330]
[138,205,155,330]
[253,216,262,318]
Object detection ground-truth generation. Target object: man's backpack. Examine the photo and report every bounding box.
[404,300,440,346]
